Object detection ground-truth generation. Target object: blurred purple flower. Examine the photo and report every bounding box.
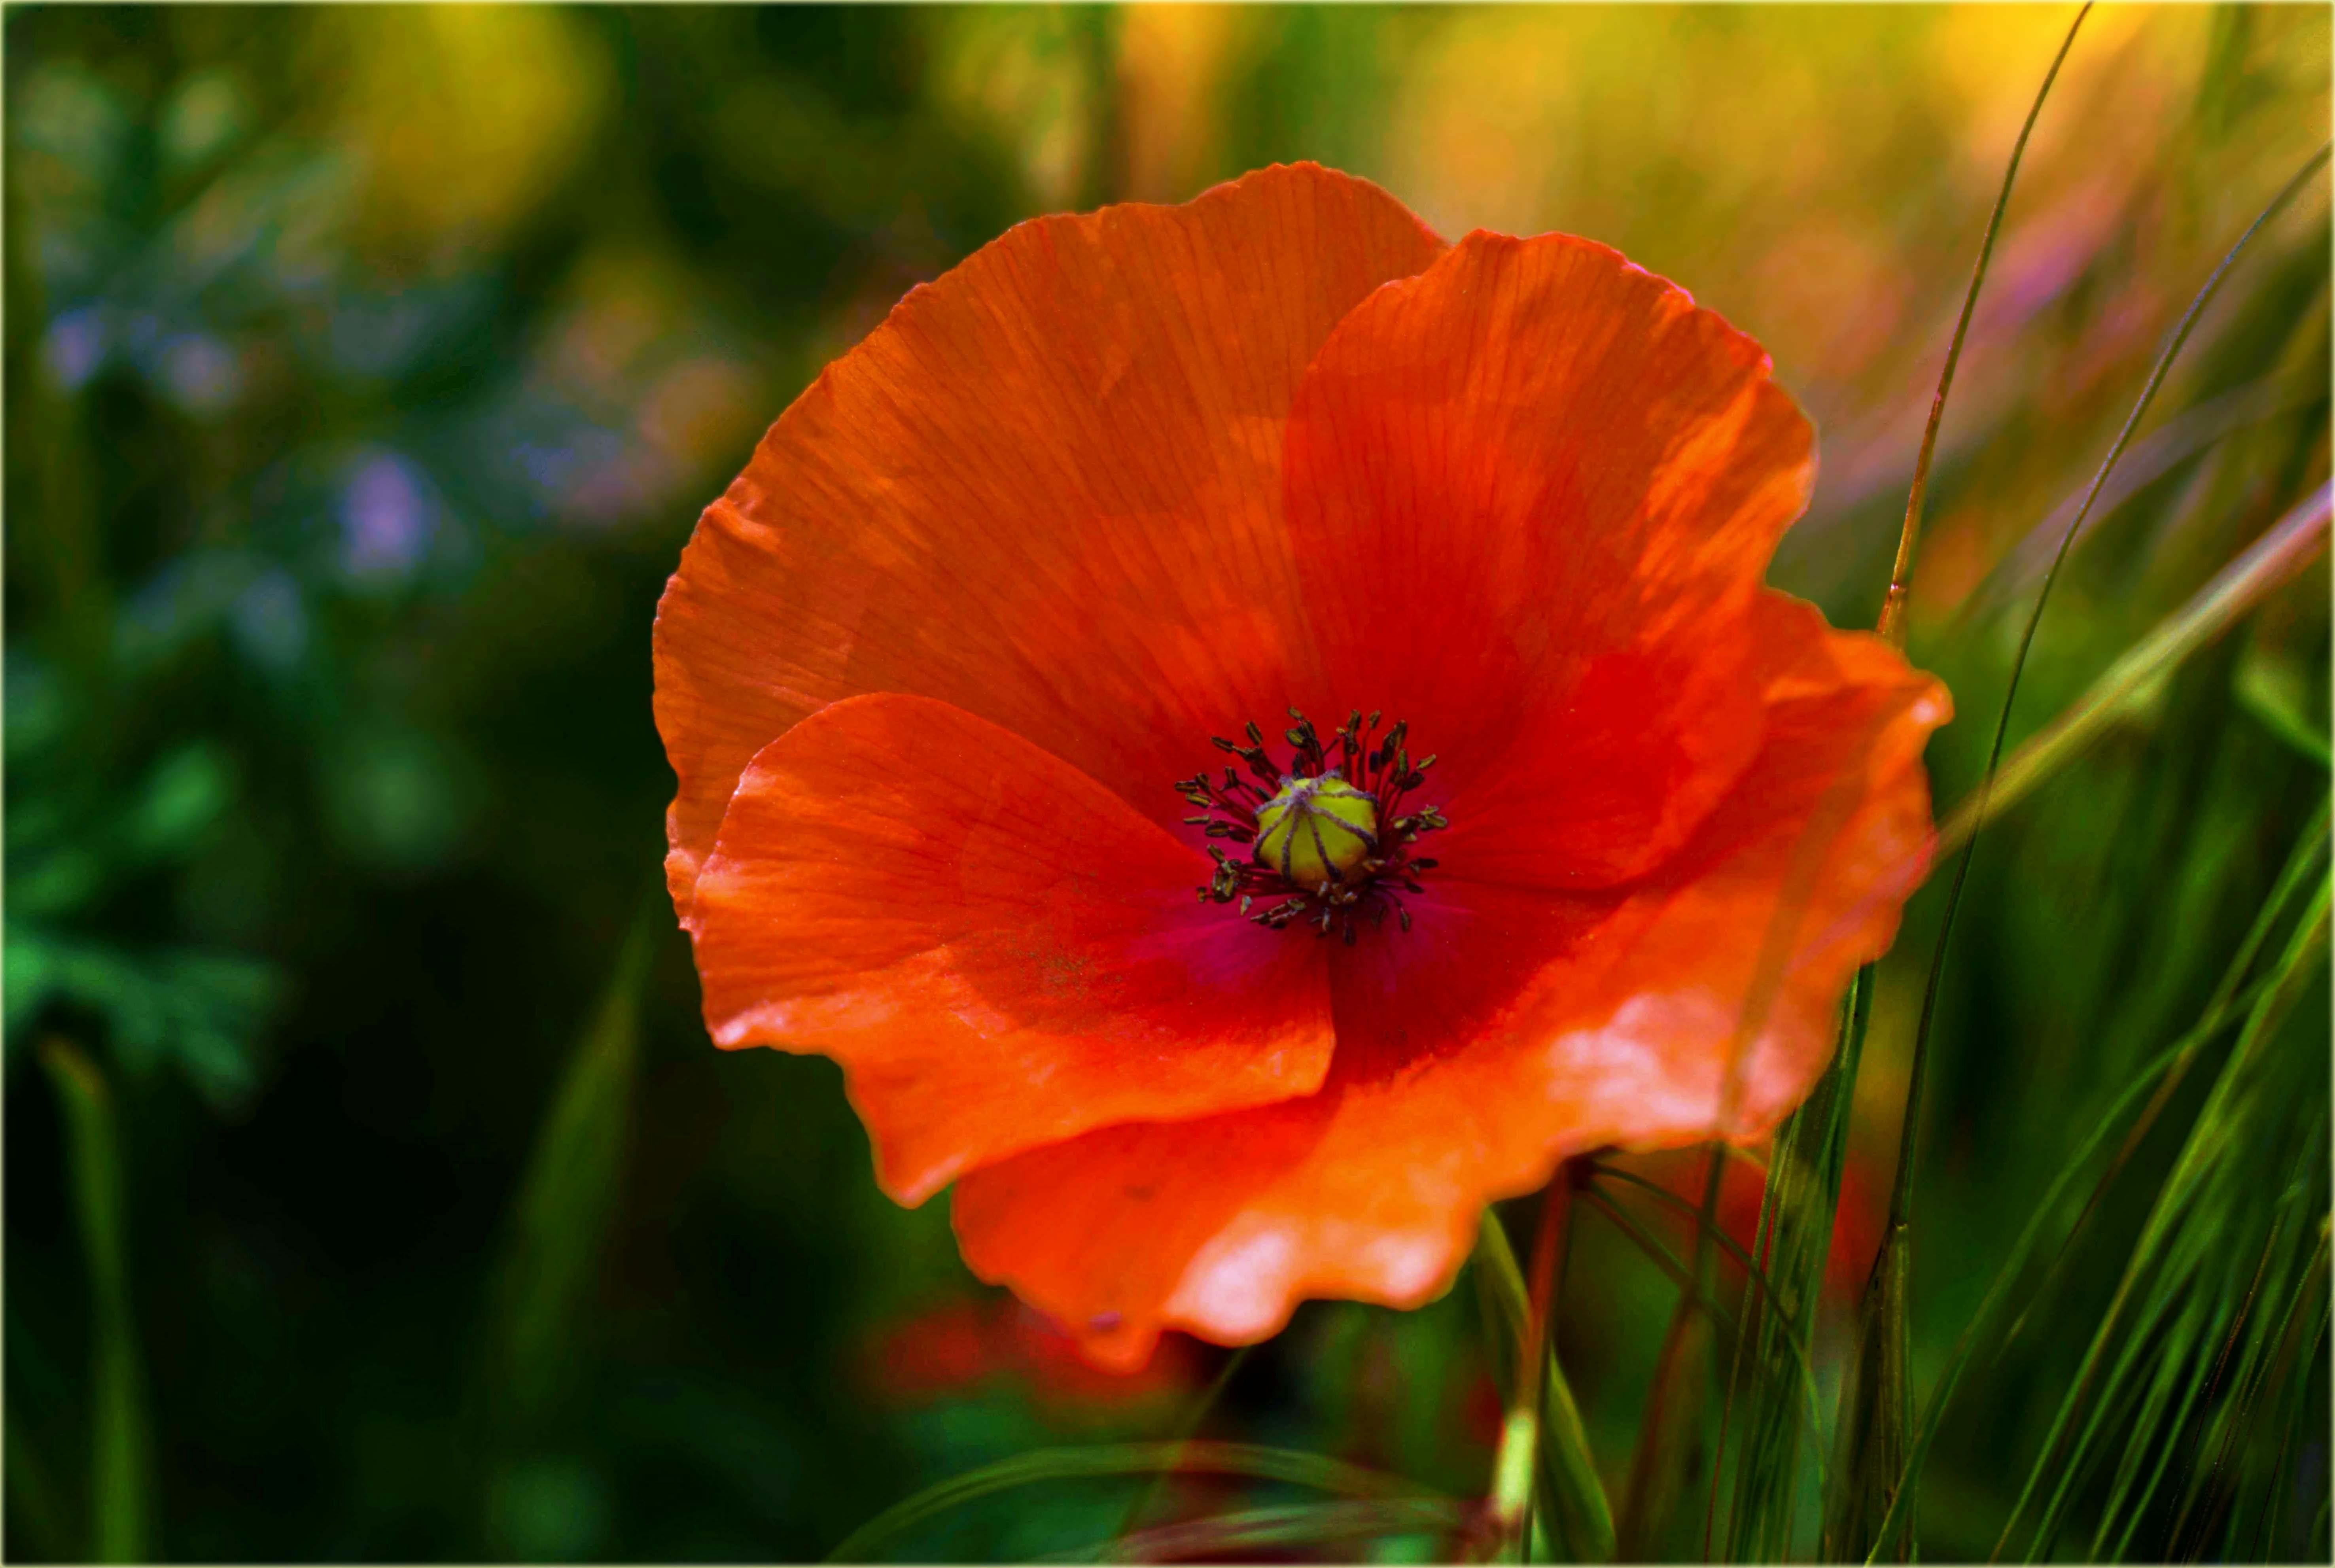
[43,307,108,389]
[339,453,436,581]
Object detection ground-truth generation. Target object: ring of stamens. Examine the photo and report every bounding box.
[1176,707,1448,944]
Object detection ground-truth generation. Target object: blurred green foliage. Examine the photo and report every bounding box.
[5,5,2327,1562]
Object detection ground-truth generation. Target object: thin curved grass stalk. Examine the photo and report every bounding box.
[37,1038,152,1566]
[1583,1188,1753,1354]
[1896,131,2334,1248]
[1672,303,1958,1547]
[1700,725,1894,1559]
[1589,1164,1825,1379]
[1470,1210,1616,1564]
[2236,662,2335,766]
[1825,1215,1911,1563]
[2167,1154,2329,1554]
[1578,1181,1829,1486]
[1477,1207,1538,1559]
[1949,372,2324,628]
[1474,1205,1532,1550]
[2155,1185,2324,1559]
[1059,1498,1472,1564]
[2240,1248,2331,1559]
[1113,1345,1251,1538]
[1998,798,2329,1356]
[1843,134,2333,1565]
[2034,1258,2214,1555]
[1477,1208,1533,1390]
[2092,1292,2224,1560]
[2011,904,2330,1562]
[483,889,662,1437]
[1930,482,2331,863]
[1990,880,2331,1561]
[1720,968,1873,1562]
[1485,1175,1590,1562]
[1481,1199,1616,1562]
[1538,1335,1618,1563]
[1682,604,1929,1561]
[1617,1275,1715,1561]
[2101,1307,2223,1559]
[1857,802,2326,1561]
[824,1441,1443,1563]
[1812,15,2088,1555]
[2095,1163,2322,1561]
[2093,1183,2316,1562]
[1616,1150,1726,1561]
[1874,0,2091,649]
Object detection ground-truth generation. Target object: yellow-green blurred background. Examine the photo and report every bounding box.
[6,6,2327,1561]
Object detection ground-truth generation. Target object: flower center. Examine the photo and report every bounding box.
[1176,708,1447,942]
[1255,774,1379,887]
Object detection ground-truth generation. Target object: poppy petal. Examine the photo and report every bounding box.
[954,598,1946,1366]
[1281,231,1814,886]
[691,694,1338,1207]
[656,164,1446,923]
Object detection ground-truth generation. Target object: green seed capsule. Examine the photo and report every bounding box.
[1253,774,1379,887]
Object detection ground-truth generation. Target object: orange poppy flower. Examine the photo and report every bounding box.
[655,163,1949,1371]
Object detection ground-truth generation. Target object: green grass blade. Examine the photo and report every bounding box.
[1932,482,2331,862]
[1478,1207,1533,1371]
[1059,1498,1471,1563]
[483,895,661,1430]
[1114,1345,1250,1538]
[1588,1167,1826,1424]
[1854,137,2331,1566]
[1875,0,2090,647]
[1723,967,1873,1560]
[1827,1226,1910,1563]
[1618,1148,1724,1562]
[2095,1293,2222,1559]
[2049,921,2324,1560]
[1582,1178,1834,1542]
[2162,1197,2327,1557]
[1896,132,2333,1254]
[37,1038,152,1565]
[827,1441,1444,1563]
[1992,878,2331,1560]
[1484,1184,1576,1560]
[1951,372,2326,629]
[2235,646,2334,767]
[1539,1337,1618,1563]
[1997,800,2330,1355]
[2239,1245,2330,1558]
[1616,1287,1715,1562]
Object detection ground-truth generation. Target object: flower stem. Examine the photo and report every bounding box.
[1877,2,2091,649]
[1485,1166,1582,1560]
